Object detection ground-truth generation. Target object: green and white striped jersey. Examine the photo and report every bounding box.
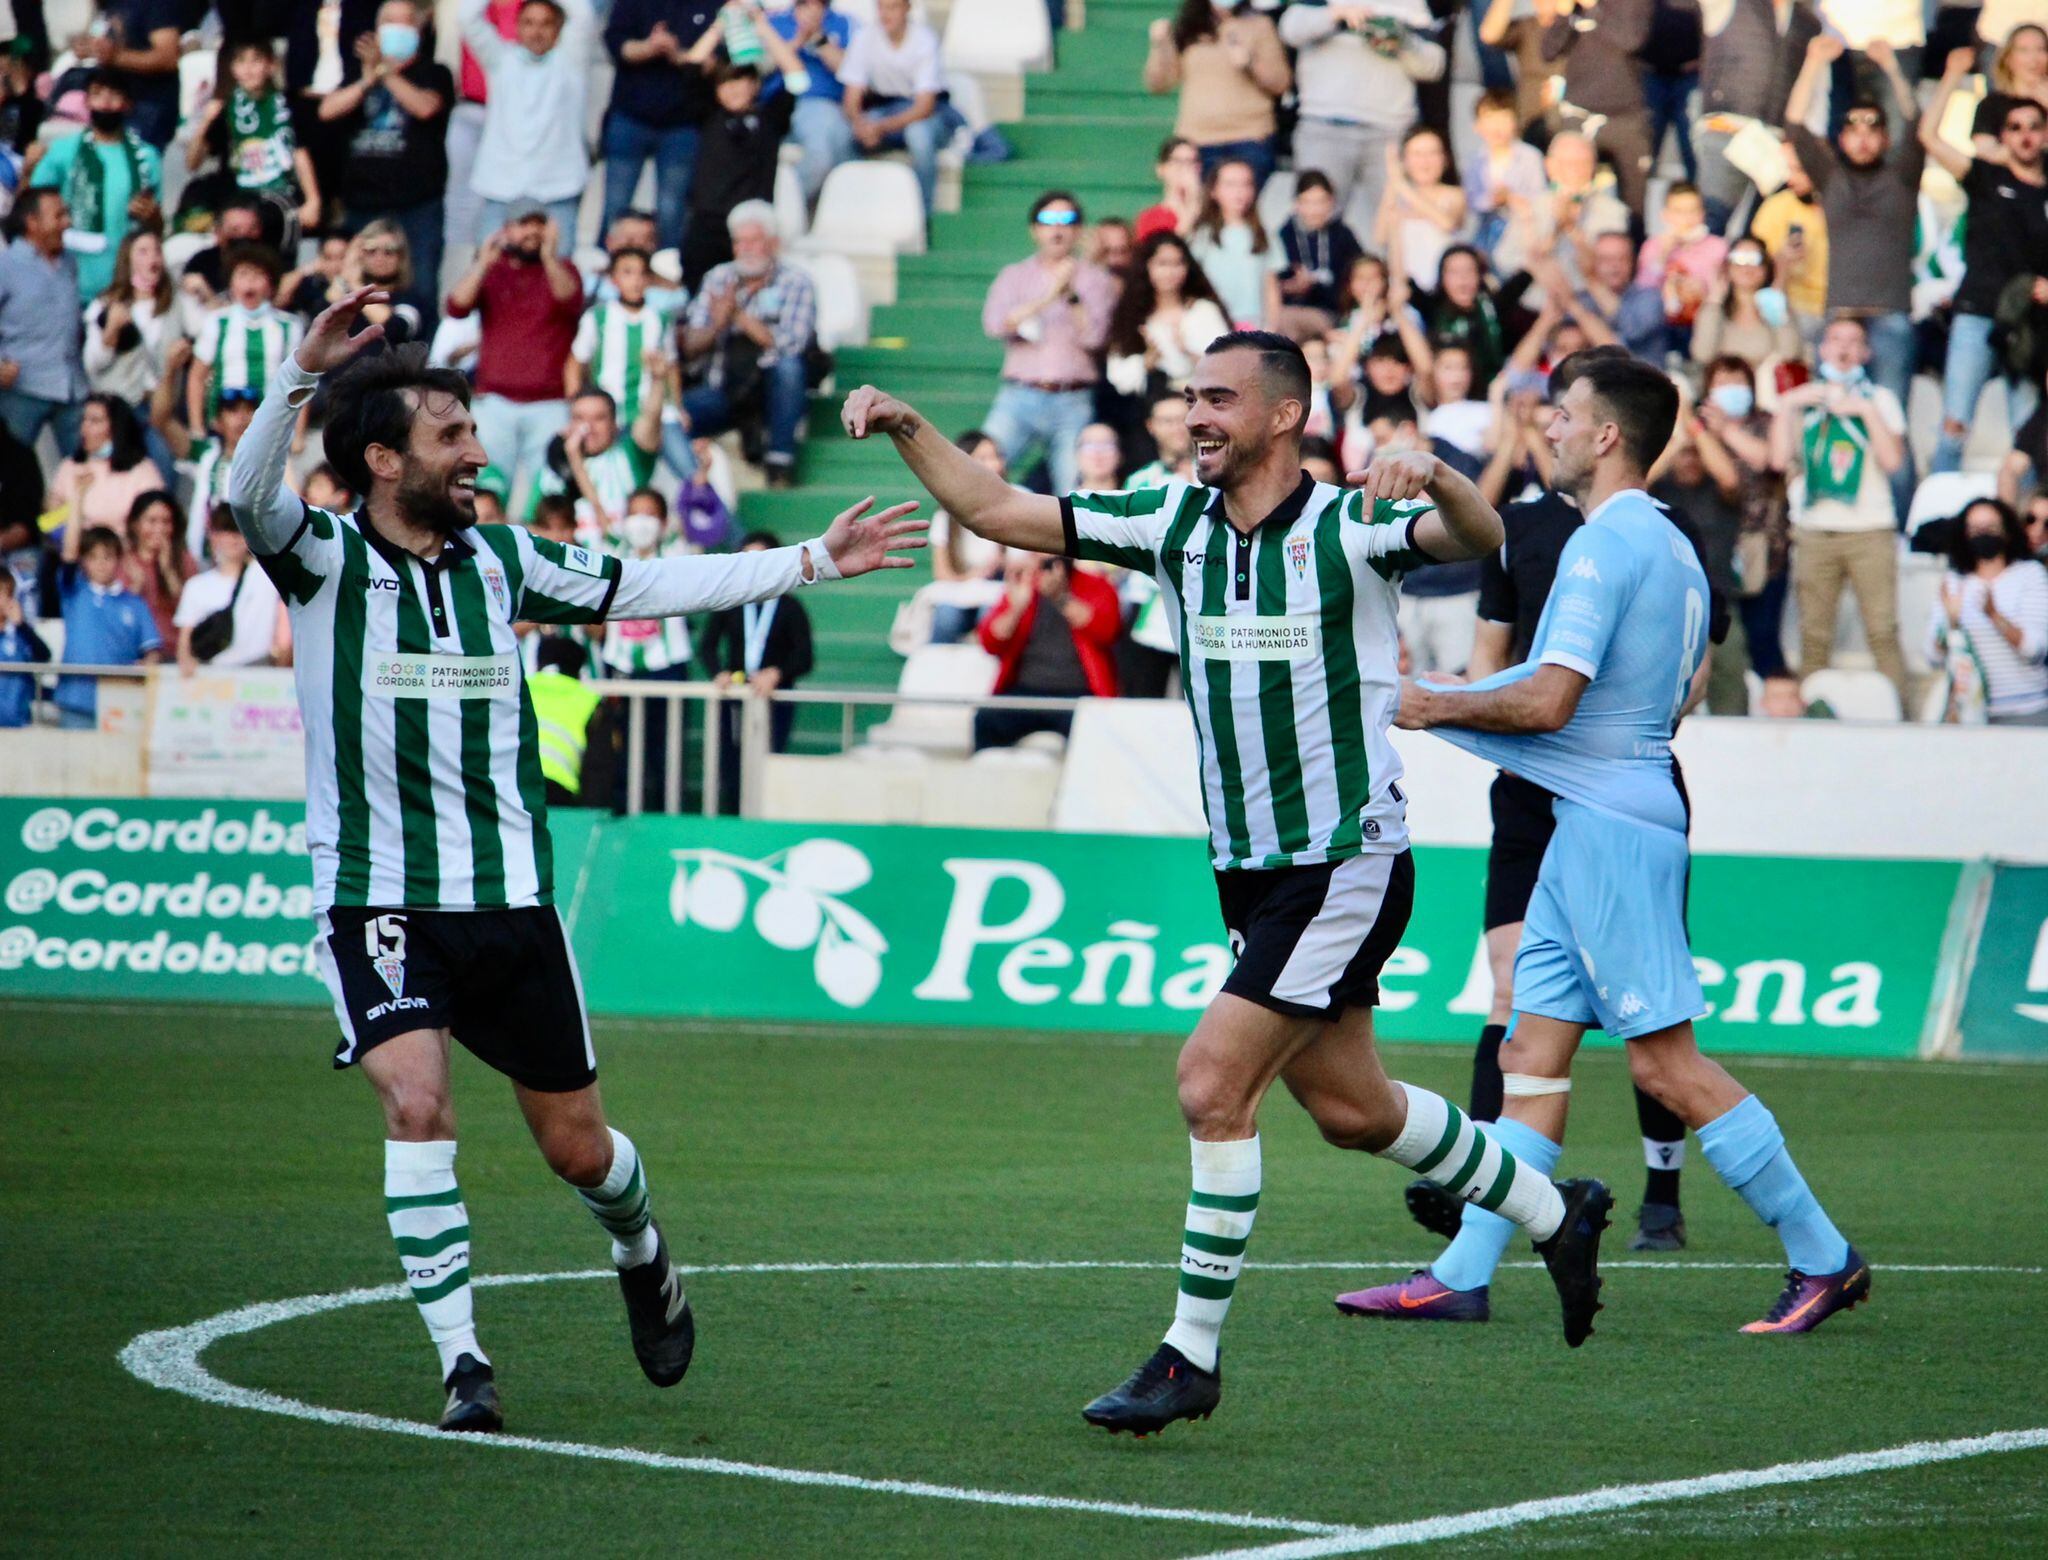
[180,436,235,559]
[572,301,669,425]
[531,436,660,533]
[230,357,832,914]
[599,540,696,676]
[194,304,300,420]
[1063,474,1433,872]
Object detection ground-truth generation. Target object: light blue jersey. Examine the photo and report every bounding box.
[1426,490,1710,1038]
[1428,490,1708,834]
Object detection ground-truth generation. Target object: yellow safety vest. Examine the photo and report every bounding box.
[528,669,602,795]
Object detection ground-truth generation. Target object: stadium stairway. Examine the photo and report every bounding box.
[737,2,1173,747]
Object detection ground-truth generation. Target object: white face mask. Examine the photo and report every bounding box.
[622,513,664,553]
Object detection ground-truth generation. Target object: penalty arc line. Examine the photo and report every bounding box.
[117,1260,2047,1545]
[1180,1426,2048,1560]
[116,1267,1346,1541]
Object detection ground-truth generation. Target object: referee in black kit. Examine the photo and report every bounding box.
[1402,347,1731,1254]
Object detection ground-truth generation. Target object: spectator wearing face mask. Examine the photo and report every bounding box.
[1689,239,1802,377]
[1928,498,2048,724]
[1770,316,1909,705]
[1693,355,1790,682]
[24,69,162,304]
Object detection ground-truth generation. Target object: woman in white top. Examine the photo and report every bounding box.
[84,231,193,427]
[1375,126,1467,293]
[1188,158,1283,329]
[173,505,288,674]
[1104,232,1232,398]
[1928,498,2048,724]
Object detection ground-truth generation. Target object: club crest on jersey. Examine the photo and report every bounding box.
[1286,534,1311,579]
[481,563,509,617]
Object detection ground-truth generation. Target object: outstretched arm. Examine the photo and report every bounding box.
[842,385,1067,553]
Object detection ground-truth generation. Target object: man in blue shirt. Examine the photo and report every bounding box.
[769,0,855,203]
[55,524,160,728]
[1373,353,1868,1337]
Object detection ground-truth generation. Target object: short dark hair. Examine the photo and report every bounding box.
[207,502,239,535]
[1299,434,1339,468]
[536,633,586,677]
[1949,497,2029,573]
[1703,354,1754,389]
[83,66,132,97]
[532,493,577,527]
[1030,189,1082,224]
[79,526,122,559]
[2004,99,2047,132]
[1476,86,1517,118]
[7,186,61,238]
[610,246,653,269]
[322,342,475,497]
[1157,136,1193,163]
[1203,329,1312,432]
[715,60,760,85]
[224,242,282,288]
[741,529,781,549]
[572,386,618,417]
[1294,169,1334,198]
[1559,350,1679,470]
[628,486,668,517]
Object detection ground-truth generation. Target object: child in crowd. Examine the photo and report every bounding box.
[683,48,804,289]
[1636,182,1726,337]
[1191,158,1285,329]
[0,570,51,728]
[1464,87,1546,263]
[54,518,160,730]
[1419,341,1494,464]
[187,246,302,432]
[190,37,320,236]
[1277,171,1365,337]
[1135,136,1205,241]
[574,249,673,432]
[599,489,695,679]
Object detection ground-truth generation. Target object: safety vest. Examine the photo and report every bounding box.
[529,668,602,795]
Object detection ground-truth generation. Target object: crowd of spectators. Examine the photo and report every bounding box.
[921,0,2048,733]
[0,0,2044,757]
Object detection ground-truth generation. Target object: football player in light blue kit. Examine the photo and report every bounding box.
[1385,354,1869,1335]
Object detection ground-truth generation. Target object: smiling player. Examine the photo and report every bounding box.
[228,287,926,1432]
[842,331,1613,1438]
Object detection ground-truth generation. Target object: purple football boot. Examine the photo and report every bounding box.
[1334,1270,1490,1322]
[1741,1247,1871,1334]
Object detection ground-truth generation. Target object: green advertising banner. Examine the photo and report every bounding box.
[0,798,1965,1057]
[1957,866,2048,1060]
[569,817,1961,1058]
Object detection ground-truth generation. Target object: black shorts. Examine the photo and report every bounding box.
[315,905,596,1092]
[1484,772,1558,932]
[1216,851,1415,1020]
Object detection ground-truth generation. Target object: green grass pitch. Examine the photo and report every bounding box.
[6,1004,2047,1556]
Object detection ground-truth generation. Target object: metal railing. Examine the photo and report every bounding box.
[0,661,154,725]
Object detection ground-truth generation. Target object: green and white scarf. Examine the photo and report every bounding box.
[228,88,295,193]
[1801,404,1869,506]
[67,131,146,235]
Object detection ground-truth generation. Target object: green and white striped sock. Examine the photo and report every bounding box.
[384,1139,484,1381]
[573,1128,660,1270]
[1379,1083,1564,1241]
[1161,1134,1260,1373]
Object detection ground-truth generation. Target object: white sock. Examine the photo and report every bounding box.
[571,1127,660,1269]
[1161,1135,1260,1374]
[385,1139,485,1381]
[1377,1082,1565,1241]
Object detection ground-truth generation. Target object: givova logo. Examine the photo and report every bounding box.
[669,839,887,1007]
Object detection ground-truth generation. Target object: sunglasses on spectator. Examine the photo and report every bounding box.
[1842,110,1885,130]
[1035,209,1081,227]
[1729,251,1766,267]
[360,243,402,256]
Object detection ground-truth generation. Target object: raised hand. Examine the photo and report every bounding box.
[840,384,918,440]
[1809,32,1844,64]
[294,286,391,376]
[1346,449,1437,504]
[819,496,928,578]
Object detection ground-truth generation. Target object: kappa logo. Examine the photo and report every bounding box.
[1566,556,1603,583]
[1286,534,1311,579]
[364,913,408,999]
[1617,992,1648,1021]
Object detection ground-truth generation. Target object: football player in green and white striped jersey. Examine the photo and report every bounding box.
[843,330,1613,1436]
[231,287,925,1433]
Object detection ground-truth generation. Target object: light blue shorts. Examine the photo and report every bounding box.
[1513,801,1706,1040]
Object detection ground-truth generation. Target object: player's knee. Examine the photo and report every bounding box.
[1497,1031,1566,1081]
[1625,1042,1684,1108]
[543,1130,612,1189]
[382,1082,454,1141]
[1309,1092,1400,1153]
[1176,1052,1253,1138]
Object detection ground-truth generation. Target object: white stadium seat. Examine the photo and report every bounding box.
[808,162,927,254]
[943,0,1052,74]
[1800,669,1903,723]
[793,252,870,350]
[1905,471,1997,538]
[774,162,809,245]
[862,643,998,755]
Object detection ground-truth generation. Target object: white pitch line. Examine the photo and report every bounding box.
[1179,1427,2048,1560]
[665,1259,2045,1277]
[116,1269,1344,1540]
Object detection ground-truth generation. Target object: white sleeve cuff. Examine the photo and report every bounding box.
[1538,649,1598,679]
[799,536,840,585]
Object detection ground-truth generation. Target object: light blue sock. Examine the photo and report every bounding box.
[1431,1116,1561,1293]
[1697,1095,1849,1275]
